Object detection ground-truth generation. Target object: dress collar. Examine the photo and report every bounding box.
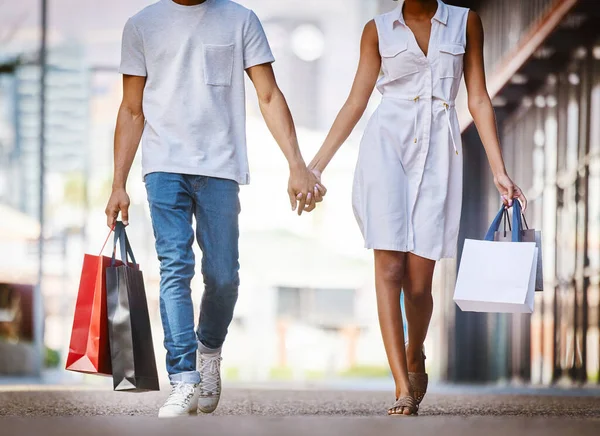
[391,0,449,28]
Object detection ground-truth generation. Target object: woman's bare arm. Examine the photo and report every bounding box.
[308,20,381,174]
[464,11,527,209]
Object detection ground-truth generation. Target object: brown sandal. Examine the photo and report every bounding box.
[388,396,418,416]
[407,346,428,407]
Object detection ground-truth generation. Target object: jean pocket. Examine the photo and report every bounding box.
[203,44,235,86]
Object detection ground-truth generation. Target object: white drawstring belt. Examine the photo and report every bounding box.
[443,102,459,155]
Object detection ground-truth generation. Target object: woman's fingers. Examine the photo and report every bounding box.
[304,201,317,212]
[316,183,327,196]
[514,186,527,212]
[314,185,323,203]
[503,187,528,212]
[295,185,325,215]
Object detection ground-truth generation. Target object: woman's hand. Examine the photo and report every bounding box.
[300,168,327,213]
[494,173,527,211]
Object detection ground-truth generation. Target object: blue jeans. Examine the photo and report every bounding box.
[145,172,240,384]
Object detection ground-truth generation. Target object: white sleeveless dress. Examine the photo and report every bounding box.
[352,0,469,261]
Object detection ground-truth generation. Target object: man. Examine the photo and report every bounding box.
[105,0,325,418]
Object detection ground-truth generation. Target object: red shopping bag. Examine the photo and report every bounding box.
[65,228,116,376]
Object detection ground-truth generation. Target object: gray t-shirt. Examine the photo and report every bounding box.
[120,0,275,184]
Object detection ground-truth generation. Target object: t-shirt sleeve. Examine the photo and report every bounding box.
[119,18,147,77]
[243,10,275,69]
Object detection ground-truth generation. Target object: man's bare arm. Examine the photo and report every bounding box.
[246,63,324,214]
[105,74,146,227]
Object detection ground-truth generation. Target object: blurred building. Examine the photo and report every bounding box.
[1,0,599,387]
[2,43,90,220]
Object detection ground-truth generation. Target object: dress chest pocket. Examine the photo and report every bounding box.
[380,42,419,81]
[203,44,235,87]
[437,43,465,79]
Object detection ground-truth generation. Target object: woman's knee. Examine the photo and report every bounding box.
[375,251,406,284]
[404,281,432,302]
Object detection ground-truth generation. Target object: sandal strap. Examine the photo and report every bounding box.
[408,372,429,384]
[390,396,416,412]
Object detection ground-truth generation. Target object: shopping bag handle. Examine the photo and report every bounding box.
[99,224,116,255]
[111,221,137,268]
[484,201,523,242]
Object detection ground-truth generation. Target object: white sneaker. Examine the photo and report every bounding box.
[197,349,222,414]
[158,382,200,418]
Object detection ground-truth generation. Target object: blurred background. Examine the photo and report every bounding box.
[0,0,598,389]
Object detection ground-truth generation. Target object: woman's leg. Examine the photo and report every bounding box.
[374,249,413,414]
[402,253,436,374]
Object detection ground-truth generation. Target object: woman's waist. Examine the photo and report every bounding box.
[380,94,456,107]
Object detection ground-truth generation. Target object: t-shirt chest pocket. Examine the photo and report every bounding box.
[380,41,419,81]
[437,43,465,79]
[203,43,235,86]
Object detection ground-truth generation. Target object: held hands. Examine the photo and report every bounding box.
[288,165,327,215]
[494,173,527,211]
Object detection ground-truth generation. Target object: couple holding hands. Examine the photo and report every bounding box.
[105,0,526,418]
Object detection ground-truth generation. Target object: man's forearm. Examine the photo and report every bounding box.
[112,105,144,189]
[257,89,306,170]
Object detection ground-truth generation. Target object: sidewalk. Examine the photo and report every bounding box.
[3,416,599,436]
[1,386,599,435]
[1,385,599,417]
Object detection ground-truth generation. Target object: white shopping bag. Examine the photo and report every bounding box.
[454,201,538,313]
[454,239,537,313]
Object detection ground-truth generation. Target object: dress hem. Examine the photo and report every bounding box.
[363,242,456,261]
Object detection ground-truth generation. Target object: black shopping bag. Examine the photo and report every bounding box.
[106,222,160,391]
[494,208,543,292]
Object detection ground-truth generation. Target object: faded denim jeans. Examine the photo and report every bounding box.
[145,172,240,384]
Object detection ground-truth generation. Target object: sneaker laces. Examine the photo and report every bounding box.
[199,353,222,395]
[164,382,196,407]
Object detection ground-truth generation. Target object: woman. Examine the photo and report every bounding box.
[307,0,527,416]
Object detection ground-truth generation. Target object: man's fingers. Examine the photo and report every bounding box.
[121,207,129,226]
[106,206,117,228]
[289,190,297,211]
[297,192,307,216]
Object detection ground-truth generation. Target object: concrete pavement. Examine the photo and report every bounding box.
[2,386,600,417]
[2,416,600,436]
[1,387,599,435]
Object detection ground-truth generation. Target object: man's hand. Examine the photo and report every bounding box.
[246,64,327,215]
[105,187,131,228]
[288,165,326,215]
